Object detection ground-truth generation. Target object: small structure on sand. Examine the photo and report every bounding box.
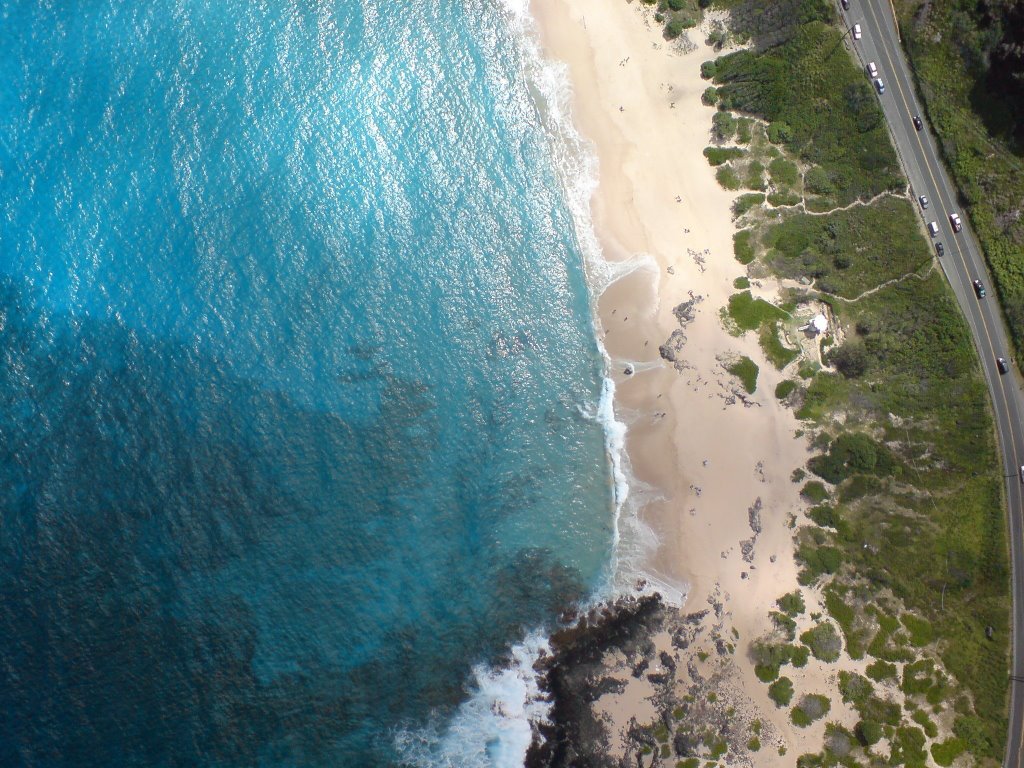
[801,313,828,337]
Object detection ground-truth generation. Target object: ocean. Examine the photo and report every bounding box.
[0,0,620,766]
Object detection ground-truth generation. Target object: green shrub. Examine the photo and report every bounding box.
[775,380,797,399]
[901,614,934,647]
[716,165,741,190]
[808,432,897,485]
[954,715,996,759]
[777,591,805,616]
[701,60,717,80]
[829,343,868,378]
[759,321,799,369]
[912,709,938,738]
[838,671,874,707]
[733,229,755,264]
[767,191,803,206]
[803,166,834,196]
[807,504,839,528]
[733,276,750,289]
[930,738,966,767]
[746,160,766,191]
[901,658,937,695]
[736,117,753,144]
[768,677,794,706]
[789,645,810,668]
[712,110,738,141]
[732,193,765,218]
[702,86,719,106]
[770,611,797,640]
[865,660,897,682]
[725,291,788,333]
[703,146,745,166]
[800,622,842,662]
[747,736,760,751]
[665,17,690,39]
[859,695,902,726]
[800,481,828,503]
[755,663,779,682]
[855,720,882,746]
[769,156,800,188]
[751,639,793,667]
[791,694,830,727]
[767,121,793,144]
[890,726,928,766]
[796,543,842,583]
[824,587,866,658]
[727,356,758,394]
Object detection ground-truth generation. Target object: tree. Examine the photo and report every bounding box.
[829,343,868,378]
[855,720,882,746]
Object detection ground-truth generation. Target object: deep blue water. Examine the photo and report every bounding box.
[0,1,613,765]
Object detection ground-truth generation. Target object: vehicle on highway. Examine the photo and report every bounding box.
[950,212,963,232]
[852,23,862,39]
[919,195,929,209]
[935,242,944,256]
[928,221,939,237]
[973,279,986,299]
[999,357,1010,375]
[873,78,885,94]
[1019,462,1024,482]
[866,62,878,78]
[912,115,923,131]
[841,0,849,8]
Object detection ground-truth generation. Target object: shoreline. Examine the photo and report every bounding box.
[529,0,824,759]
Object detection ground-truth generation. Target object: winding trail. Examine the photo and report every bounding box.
[829,259,935,303]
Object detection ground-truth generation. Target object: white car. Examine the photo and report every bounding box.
[919,195,929,209]
[853,23,862,39]
[867,62,878,78]
[950,212,963,232]
[928,221,939,237]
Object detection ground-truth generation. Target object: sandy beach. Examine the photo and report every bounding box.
[531,0,841,759]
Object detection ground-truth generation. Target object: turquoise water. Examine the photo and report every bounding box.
[0,1,615,765]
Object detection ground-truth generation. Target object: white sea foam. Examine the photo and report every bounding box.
[392,633,551,768]
[394,3,683,765]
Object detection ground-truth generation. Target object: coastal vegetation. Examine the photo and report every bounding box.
[700,0,1010,763]
[726,355,758,393]
[893,0,1024,357]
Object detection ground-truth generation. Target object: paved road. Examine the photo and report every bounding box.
[840,2,1024,763]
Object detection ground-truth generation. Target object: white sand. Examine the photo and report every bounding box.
[530,0,844,758]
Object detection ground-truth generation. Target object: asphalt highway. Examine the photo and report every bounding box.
[837,2,1024,763]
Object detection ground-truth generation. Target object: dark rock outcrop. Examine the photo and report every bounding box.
[525,593,665,768]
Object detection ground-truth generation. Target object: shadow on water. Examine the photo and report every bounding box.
[0,276,585,767]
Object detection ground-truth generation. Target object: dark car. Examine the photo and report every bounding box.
[998,357,1010,375]
[935,242,944,257]
[912,115,923,131]
[973,279,986,299]
[841,0,849,8]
